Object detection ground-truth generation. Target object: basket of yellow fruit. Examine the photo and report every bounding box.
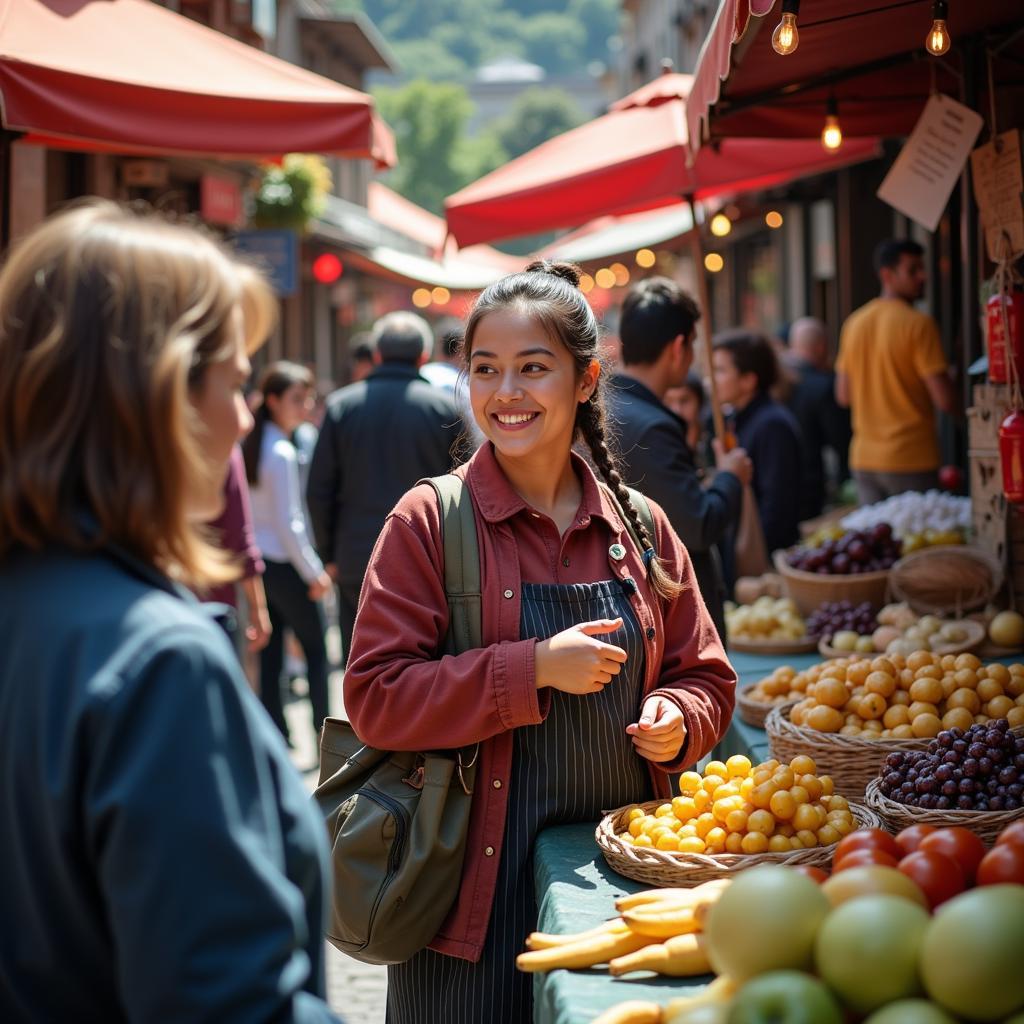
[596,754,881,886]
[736,666,804,728]
[725,596,817,655]
[764,651,1024,794]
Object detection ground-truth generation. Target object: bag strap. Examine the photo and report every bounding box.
[600,482,658,566]
[421,474,483,654]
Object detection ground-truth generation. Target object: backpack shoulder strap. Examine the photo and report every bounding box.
[600,482,658,562]
[420,475,482,655]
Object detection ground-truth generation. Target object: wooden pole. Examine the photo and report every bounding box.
[685,196,728,445]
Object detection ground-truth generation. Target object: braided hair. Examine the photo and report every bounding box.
[463,259,683,602]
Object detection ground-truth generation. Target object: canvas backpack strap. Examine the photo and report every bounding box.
[601,482,658,567]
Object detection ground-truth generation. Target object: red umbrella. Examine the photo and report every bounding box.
[0,0,394,165]
[444,70,879,248]
[687,0,1022,151]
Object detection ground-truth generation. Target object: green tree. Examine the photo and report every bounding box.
[495,87,583,161]
[568,0,621,64]
[517,13,587,73]
[374,79,507,214]
[389,38,468,81]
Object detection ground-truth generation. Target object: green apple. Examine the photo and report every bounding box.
[727,971,842,1024]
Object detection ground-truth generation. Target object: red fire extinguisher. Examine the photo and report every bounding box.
[987,290,1024,384]
[1000,409,1024,503]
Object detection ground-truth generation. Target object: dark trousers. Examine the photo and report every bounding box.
[336,581,361,668]
[259,560,329,744]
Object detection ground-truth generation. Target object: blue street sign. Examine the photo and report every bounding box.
[232,229,298,296]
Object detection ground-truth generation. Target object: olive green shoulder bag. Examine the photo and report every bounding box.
[314,474,481,966]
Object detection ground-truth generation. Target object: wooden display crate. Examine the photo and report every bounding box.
[970,451,1008,567]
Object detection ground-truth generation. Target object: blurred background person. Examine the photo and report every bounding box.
[712,329,803,569]
[204,445,271,660]
[422,315,483,455]
[836,238,956,503]
[608,277,751,638]
[664,371,712,469]
[784,316,851,520]
[0,201,343,1022]
[243,361,332,752]
[349,336,376,383]
[308,311,462,665]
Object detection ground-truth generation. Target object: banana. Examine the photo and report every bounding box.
[663,976,738,1023]
[525,917,629,949]
[621,904,700,939]
[608,932,711,978]
[614,878,730,913]
[591,1000,663,1024]
[516,928,654,973]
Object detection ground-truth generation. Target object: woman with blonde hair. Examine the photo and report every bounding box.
[0,201,343,1022]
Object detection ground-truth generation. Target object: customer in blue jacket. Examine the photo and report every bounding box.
[712,329,804,571]
[0,202,343,1023]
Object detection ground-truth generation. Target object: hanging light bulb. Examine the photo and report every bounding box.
[821,98,843,151]
[926,0,951,56]
[771,0,801,55]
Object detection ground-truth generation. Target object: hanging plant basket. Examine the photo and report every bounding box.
[251,154,333,234]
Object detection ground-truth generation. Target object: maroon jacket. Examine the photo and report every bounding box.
[207,446,264,607]
[344,444,736,961]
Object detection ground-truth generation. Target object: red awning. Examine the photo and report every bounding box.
[688,0,1023,151]
[0,0,395,166]
[444,71,880,248]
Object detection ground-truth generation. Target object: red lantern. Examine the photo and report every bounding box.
[312,253,343,284]
[999,410,1024,503]
[986,290,1024,384]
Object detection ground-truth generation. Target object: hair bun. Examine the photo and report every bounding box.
[524,259,581,289]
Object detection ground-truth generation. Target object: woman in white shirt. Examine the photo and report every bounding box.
[242,362,332,748]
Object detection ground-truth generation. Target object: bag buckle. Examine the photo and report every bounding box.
[403,764,425,790]
[455,745,479,796]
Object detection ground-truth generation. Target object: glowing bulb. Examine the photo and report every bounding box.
[610,262,630,286]
[431,286,451,305]
[635,248,656,268]
[412,288,431,308]
[821,114,843,151]
[579,273,595,293]
[771,11,799,55]
[710,213,732,237]
[926,2,951,55]
[765,210,784,229]
[595,268,616,289]
[704,253,724,274]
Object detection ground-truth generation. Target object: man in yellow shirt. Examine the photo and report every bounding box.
[835,239,957,504]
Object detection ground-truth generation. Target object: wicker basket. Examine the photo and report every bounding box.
[889,546,1004,617]
[773,549,890,617]
[596,799,883,887]
[736,686,788,729]
[765,702,934,796]
[865,778,1024,845]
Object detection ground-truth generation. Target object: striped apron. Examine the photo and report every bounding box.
[386,579,652,1023]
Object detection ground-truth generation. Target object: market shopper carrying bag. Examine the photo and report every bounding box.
[335,261,736,1023]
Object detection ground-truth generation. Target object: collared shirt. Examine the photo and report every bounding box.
[250,421,323,582]
[344,443,736,961]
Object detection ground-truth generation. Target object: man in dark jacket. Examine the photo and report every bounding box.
[307,311,461,663]
[608,278,752,638]
[784,316,851,520]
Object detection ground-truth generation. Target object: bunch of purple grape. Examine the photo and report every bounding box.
[787,524,902,575]
[806,600,878,641]
[879,719,1024,811]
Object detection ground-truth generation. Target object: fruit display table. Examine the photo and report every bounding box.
[531,822,713,1024]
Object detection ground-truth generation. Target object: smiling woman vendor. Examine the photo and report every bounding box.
[344,260,736,1024]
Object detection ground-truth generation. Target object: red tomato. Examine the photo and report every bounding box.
[898,849,966,909]
[833,828,903,868]
[895,823,938,856]
[790,865,829,884]
[977,843,1024,886]
[995,821,1024,849]
[919,828,988,885]
[833,848,900,872]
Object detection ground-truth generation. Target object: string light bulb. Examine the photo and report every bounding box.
[821,98,843,151]
[926,0,951,56]
[710,213,732,237]
[771,0,800,55]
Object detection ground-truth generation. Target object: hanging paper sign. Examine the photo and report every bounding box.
[877,94,984,232]
[970,129,1024,261]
